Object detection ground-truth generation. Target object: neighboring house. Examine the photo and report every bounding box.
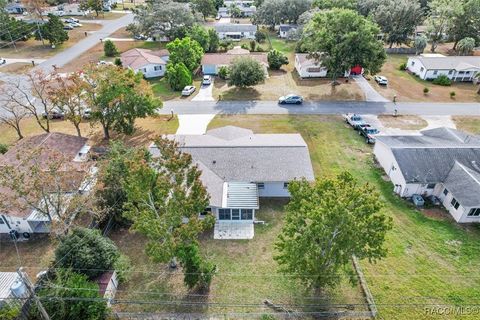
[224,0,255,7]
[0,133,95,236]
[94,271,118,307]
[120,48,169,79]
[407,54,480,82]
[218,5,256,17]
[150,126,315,239]
[202,46,268,75]
[214,24,257,41]
[374,127,480,223]
[295,54,357,78]
[0,272,29,310]
[278,24,297,39]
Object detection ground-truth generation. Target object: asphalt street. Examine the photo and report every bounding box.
[162,100,480,116]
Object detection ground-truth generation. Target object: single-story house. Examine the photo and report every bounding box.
[214,24,256,41]
[202,46,268,75]
[407,54,480,81]
[374,127,480,223]
[0,133,95,236]
[278,24,297,39]
[0,272,29,310]
[218,5,256,17]
[150,126,315,239]
[120,48,169,79]
[294,54,358,78]
[94,271,118,307]
[224,0,254,6]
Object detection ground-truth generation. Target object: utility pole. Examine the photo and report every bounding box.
[17,268,51,320]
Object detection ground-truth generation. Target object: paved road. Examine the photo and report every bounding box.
[161,100,480,116]
[37,13,133,73]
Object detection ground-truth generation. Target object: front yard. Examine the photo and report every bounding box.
[372,55,480,102]
[0,23,103,60]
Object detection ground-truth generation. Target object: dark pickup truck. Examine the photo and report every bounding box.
[359,126,380,144]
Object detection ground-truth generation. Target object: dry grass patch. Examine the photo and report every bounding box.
[0,236,55,273]
[109,27,131,38]
[214,70,364,101]
[452,116,480,135]
[0,23,102,59]
[0,115,178,147]
[0,62,33,74]
[378,115,428,130]
[373,55,480,102]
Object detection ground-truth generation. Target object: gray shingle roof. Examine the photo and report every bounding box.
[153,126,315,207]
[214,24,257,33]
[444,162,480,207]
[413,56,480,70]
[279,24,297,32]
[377,127,480,206]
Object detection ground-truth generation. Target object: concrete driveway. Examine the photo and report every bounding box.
[192,80,215,102]
[176,114,216,135]
[354,75,389,102]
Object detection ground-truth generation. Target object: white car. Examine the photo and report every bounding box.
[0,58,6,65]
[97,60,114,66]
[64,17,79,23]
[374,75,388,85]
[181,86,196,96]
[202,75,212,85]
[70,22,83,27]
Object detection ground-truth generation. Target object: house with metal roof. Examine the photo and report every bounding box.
[213,24,257,41]
[407,54,480,81]
[374,127,480,223]
[150,126,315,239]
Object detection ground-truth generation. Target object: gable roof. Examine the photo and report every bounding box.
[295,53,323,68]
[151,126,315,207]
[411,55,480,70]
[120,48,168,70]
[444,162,480,207]
[376,127,480,191]
[214,23,257,33]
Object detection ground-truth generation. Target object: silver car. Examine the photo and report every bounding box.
[278,94,304,105]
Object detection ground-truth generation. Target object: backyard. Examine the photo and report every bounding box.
[372,55,480,102]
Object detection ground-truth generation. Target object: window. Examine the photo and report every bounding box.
[468,208,480,217]
[219,209,231,220]
[411,61,415,66]
[443,188,449,196]
[465,71,470,75]
[241,209,253,220]
[459,71,464,75]
[433,70,438,75]
[231,209,240,220]
[283,182,289,189]
[257,182,265,190]
[154,66,162,71]
[451,198,460,210]
[426,183,435,189]
[0,217,4,224]
[307,67,322,73]
[448,70,453,75]
[420,67,424,72]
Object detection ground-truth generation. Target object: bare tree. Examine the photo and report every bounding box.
[0,92,27,140]
[0,147,97,237]
[47,72,88,137]
[4,70,55,133]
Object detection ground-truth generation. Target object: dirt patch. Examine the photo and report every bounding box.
[0,62,33,74]
[378,115,428,130]
[422,208,451,221]
[110,27,131,38]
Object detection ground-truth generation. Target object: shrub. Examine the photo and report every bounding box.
[114,57,122,66]
[166,62,192,91]
[423,87,429,94]
[249,40,257,52]
[267,49,289,70]
[432,74,451,86]
[240,43,250,50]
[399,62,407,71]
[255,30,267,43]
[114,254,133,283]
[0,143,8,154]
[54,228,120,279]
[228,57,266,88]
[450,91,456,98]
[218,66,229,80]
[103,39,119,57]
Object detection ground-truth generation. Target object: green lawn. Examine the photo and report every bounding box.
[206,115,480,320]
[266,32,296,54]
[149,77,202,101]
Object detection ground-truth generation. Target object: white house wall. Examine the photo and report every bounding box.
[135,63,165,79]
[258,182,290,197]
[373,141,408,195]
[407,57,428,79]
